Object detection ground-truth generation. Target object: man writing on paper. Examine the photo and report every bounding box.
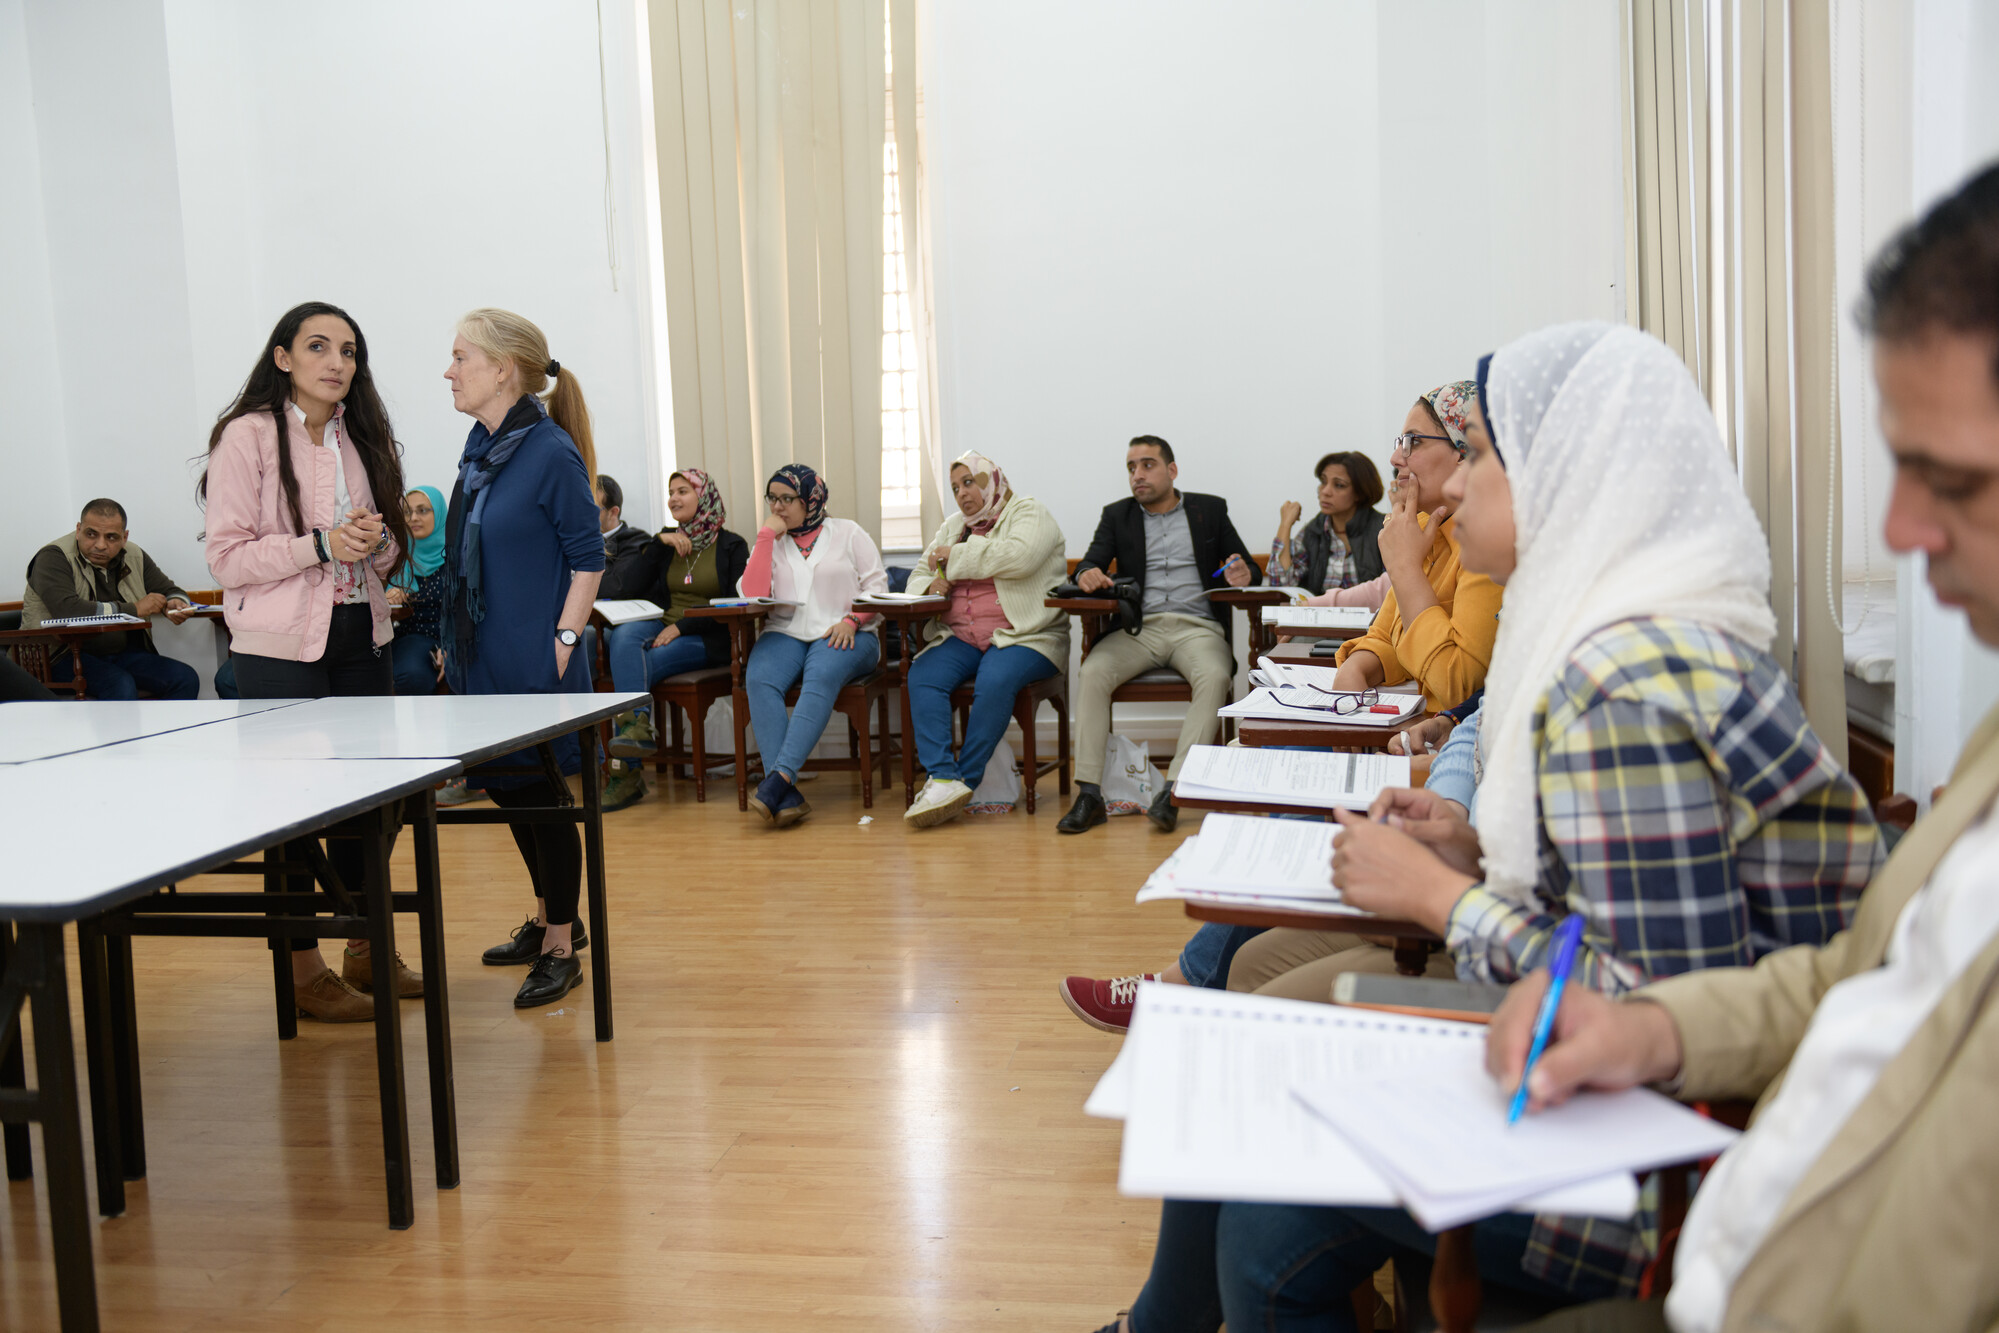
[1492,164,1999,1333]
[1059,434,1260,835]
[22,498,200,700]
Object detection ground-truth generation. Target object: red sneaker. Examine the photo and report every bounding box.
[1058,973,1158,1033]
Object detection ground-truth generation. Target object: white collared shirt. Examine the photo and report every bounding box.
[1667,802,1999,1332]
[290,401,368,605]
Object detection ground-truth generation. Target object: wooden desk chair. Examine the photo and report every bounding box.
[700,608,903,812]
[0,601,83,698]
[1420,1100,1755,1332]
[948,670,1070,813]
[647,666,736,802]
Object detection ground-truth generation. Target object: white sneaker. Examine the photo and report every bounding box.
[904,777,974,827]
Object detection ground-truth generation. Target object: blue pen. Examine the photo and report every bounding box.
[1212,555,1240,578]
[1506,913,1587,1125]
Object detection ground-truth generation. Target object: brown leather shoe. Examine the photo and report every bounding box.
[295,968,376,1023]
[341,947,424,999]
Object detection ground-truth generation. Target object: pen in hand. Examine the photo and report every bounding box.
[1506,913,1587,1125]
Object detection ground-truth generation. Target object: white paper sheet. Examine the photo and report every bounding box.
[1174,744,1409,810]
[856,591,947,604]
[593,598,667,625]
[1174,815,1342,899]
[1261,605,1375,629]
[1085,1043,1132,1120]
[708,596,803,607]
[1294,1053,1735,1230]
[1117,987,1637,1218]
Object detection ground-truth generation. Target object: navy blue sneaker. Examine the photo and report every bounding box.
[748,770,791,823]
[772,783,811,827]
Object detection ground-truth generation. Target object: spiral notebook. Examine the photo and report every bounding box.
[1113,985,1638,1219]
[35,613,148,628]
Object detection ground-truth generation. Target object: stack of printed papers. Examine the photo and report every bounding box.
[1172,744,1408,811]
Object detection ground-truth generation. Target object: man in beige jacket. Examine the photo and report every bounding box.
[1493,165,1999,1332]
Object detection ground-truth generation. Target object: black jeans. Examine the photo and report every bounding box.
[234,605,398,951]
[486,781,583,927]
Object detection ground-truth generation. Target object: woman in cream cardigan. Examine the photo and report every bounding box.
[902,452,1069,827]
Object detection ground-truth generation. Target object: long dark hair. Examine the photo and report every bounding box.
[199,301,410,577]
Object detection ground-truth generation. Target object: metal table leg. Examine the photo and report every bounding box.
[579,724,613,1042]
[1,922,32,1182]
[410,790,459,1189]
[17,922,102,1331]
[105,934,145,1180]
[359,805,414,1229]
[72,919,124,1217]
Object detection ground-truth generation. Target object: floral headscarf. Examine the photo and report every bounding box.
[670,468,726,553]
[768,463,828,538]
[1423,380,1479,454]
[949,450,1011,536]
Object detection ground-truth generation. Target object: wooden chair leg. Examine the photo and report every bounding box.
[667,702,686,781]
[734,690,752,811]
[690,700,710,803]
[854,702,874,809]
[1018,695,1038,814]
[1057,693,1071,794]
[1429,1226,1481,1333]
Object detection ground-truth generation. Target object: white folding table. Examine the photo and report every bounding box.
[0,751,457,1333]
[0,698,308,764]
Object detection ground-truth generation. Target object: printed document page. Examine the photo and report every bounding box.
[1262,605,1374,629]
[1117,986,1636,1217]
[1173,815,1339,899]
[593,599,667,625]
[1174,744,1410,810]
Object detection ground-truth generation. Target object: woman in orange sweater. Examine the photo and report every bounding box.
[1330,380,1502,712]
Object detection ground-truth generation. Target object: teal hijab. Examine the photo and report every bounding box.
[397,485,448,589]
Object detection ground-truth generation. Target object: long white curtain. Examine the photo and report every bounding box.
[646,0,886,540]
[1622,0,1845,761]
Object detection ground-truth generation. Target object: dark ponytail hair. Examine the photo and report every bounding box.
[199,302,410,577]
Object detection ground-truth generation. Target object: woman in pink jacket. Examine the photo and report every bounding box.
[200,301,415,1024]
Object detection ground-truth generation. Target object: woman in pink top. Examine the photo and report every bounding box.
[901,452,1069,827]
[199,300,414,1024]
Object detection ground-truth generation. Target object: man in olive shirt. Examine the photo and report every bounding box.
[23,498,200,700]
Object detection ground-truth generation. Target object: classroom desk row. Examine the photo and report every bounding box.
[0,692,644,1333]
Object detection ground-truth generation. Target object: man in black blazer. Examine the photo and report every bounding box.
[1059,435,1259,834]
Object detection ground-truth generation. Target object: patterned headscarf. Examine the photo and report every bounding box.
[768,463,828,538]
[670,468,726,553]
[1423,380,1479,454]
[949,450,1012,536]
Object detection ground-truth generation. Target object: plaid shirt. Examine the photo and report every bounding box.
[1446,617,1882,1297]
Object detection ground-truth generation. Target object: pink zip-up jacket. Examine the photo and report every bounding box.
[204,407,400,661]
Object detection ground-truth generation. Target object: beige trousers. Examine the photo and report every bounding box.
[1226,927,1456,1001]
[1073,613,1234,784]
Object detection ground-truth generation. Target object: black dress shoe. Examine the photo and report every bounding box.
[514,950,584,1008]
[482,916,589,966]
[1146,781,1179,833]
[1057,788,1107,834]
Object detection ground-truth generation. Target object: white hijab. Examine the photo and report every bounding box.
[1473,323,1778,904]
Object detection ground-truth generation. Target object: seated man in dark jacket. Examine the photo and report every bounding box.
[23,498,199,700]
[595,473,654,594]
[1060,435,1259,835]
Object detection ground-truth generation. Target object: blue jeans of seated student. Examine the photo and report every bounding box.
[608,618,722,700]
[50,649,199,702]
[390,632,441,697]
[1178,922,1265,989]
[907,635,1058,784]
[745,630,880,780]
[1128,1201,1577,1333]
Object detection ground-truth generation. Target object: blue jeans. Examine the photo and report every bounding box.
[51,649,199,701]
[607,619,721,700]
[906,636,1058,784]
[390,632,440,697]
[1130,1201,1573,1333]
[1179,922,1265,989]
[745,630,880,779]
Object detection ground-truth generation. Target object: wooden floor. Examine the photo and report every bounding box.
[3,768,1203,1331]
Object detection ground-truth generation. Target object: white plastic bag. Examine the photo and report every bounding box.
[1100,733,1159,815]
[967,737,1022,813]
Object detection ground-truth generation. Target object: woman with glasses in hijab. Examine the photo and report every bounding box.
[386,485,448,698]
[739,464,890,825]
[901,452,1068,827]
[1330,383,1504,712]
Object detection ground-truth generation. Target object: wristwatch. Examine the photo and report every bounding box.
[556,628,580,648]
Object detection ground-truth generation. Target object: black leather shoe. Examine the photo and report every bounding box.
[482,916,589,966]
[514,950,584,1008]
[1146,782,1179,833]
[1057,788,1107,834]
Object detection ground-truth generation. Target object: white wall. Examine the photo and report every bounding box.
[2,0,665,604]
[923,0,1625,566]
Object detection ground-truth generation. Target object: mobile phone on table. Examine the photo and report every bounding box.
[1331,974,1509,1024]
